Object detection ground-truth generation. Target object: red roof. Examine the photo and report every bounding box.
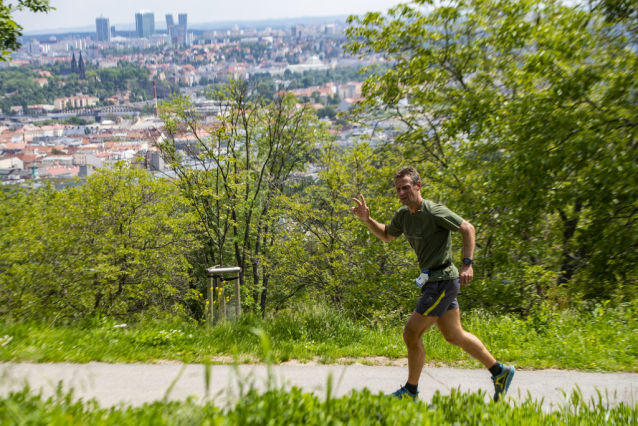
[42,166,79,177]
[93,152,114,158]
[2,142,26,150]
[16,154,38,163]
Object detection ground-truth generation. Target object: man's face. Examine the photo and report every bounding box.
[394,176,422,207]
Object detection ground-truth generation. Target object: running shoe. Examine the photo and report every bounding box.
[491,364,515,402]
[388,385,419,401]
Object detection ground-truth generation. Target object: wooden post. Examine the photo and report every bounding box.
[208,275,214,325]
[218,277,226,323]
[234,271,241,318]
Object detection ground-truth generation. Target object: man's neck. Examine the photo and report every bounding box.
[408,195,423,214]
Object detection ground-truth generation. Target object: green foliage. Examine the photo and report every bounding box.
[317,105,338,119]
[0,165,200,321]
[344,0,638,307]
[1,301,636,371]
[0,64,176,114]
[60,116,89,125]
[0,0,52,62]
[269,142,418,319]
[158,80,329,316]
[132,328,193,347]
[0,382,636,425]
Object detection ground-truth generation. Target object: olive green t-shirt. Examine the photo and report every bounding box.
[385,199,464,282]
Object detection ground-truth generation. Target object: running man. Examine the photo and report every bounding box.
[350,166,514,402]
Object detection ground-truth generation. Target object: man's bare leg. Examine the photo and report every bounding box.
[403,311,438,385]
[436,308,496,367]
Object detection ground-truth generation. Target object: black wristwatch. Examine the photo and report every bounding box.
[462,257,474,265]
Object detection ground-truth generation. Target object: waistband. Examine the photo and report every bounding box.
[421,260,453,274]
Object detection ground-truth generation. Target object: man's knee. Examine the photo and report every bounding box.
[403,325,422,346]
[443,331,464,346]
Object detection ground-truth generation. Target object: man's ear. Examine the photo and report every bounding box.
[416,180,422,190]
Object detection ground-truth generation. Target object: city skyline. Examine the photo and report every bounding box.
[15,0,405,34]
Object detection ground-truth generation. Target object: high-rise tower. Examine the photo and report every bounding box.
[96,16,111,42]
[165,14,175,37]
[135,10,155,39]
[178,14,188,44]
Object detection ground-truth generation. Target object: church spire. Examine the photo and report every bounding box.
[78,52,86,80]
[71,52,78,74]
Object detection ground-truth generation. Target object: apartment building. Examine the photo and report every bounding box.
[53,95,99,110]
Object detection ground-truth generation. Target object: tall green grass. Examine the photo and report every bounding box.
[1,385,636,425]
[0,302,636,371]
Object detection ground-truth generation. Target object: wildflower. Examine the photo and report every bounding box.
[591,363,596,365]
[562,342,567,344]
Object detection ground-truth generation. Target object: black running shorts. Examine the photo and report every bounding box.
[416,278,460,317]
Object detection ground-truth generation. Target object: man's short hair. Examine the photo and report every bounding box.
[393,166,420,185]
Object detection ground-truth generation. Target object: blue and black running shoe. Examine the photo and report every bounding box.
[388,385,419,401]
[491,364,515,402]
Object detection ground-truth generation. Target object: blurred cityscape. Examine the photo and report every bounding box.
[0,11,402,186]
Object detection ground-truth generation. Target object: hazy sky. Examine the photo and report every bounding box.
[14,0,406,33]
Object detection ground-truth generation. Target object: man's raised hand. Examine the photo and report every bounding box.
[351,195,370,222]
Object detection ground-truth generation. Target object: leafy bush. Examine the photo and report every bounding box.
[344,0,638,307]
[0,165,200,321]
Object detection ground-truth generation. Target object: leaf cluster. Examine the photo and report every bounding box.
[343,0,638,307]
[0,165,200,321]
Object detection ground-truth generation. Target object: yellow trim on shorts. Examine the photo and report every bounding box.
[423,290,446,316]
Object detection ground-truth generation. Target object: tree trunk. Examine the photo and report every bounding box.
[231,209,246,292]
[247,236,260,306]
[259,225,271,317]
[557,198,582,286]
[261,271,268,318]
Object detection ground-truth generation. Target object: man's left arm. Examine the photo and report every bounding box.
[458,220,475,286]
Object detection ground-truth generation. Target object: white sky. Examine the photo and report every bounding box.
[14,0,406,33]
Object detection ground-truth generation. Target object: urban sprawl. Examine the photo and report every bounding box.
[0,11,399,185]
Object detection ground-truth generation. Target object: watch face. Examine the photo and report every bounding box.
[463,258,472,265]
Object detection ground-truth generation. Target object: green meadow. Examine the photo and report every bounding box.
[1,303,636,372]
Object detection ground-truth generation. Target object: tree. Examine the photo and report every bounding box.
[345,0,638,308]
[317,106,337,120]
[0,0,52,62]
[0,165,199,320]
[268,142,419,319]
[62,116,88,125]
[157,80,328,315]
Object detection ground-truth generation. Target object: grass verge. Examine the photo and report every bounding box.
[0,302,636,371]
[1,386,636,425]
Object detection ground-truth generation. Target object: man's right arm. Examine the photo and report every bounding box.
[351,195,396,242]
[363,217,395,242]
